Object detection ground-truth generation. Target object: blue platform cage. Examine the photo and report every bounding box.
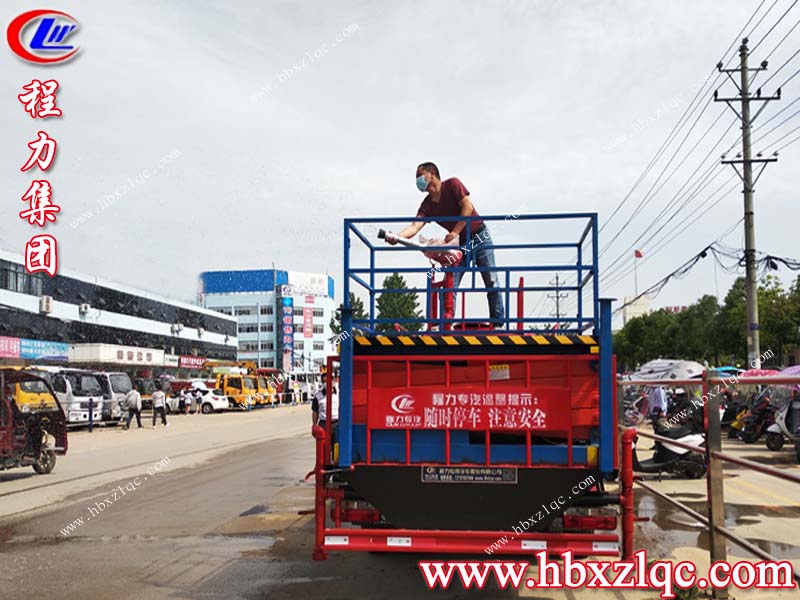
[336,213,616,471]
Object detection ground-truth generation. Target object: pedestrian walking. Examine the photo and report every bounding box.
[194,388,203,414]
[178,388,188,414]
[123,387,143,429]
[151,384,169,428]
[292,378,301,405]
[300,378,310,404]
[186,389,196,414]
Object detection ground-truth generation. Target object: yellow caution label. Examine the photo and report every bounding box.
[489,364,511,381]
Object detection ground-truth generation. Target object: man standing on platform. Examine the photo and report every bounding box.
[390,162,505,325]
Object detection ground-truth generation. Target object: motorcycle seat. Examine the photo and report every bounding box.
[657,426,694,439]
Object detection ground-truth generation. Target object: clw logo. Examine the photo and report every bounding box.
[390,394,415,414]
[7,9,80,64]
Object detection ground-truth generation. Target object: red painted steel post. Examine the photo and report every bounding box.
[443,272,454,330]
[620,427,636,560]
[312,424,328,560]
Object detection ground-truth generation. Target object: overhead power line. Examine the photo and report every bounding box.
[598,0,770,240]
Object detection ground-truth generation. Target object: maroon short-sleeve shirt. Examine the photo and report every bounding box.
[416,177,483,243]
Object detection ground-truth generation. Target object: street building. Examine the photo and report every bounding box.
[0,249,238,369]
[199,269,335,373]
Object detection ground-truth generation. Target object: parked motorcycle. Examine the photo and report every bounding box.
[632,419,707,479]
[739,389,776,444]
[623,389,648,426]
[765,391,800,451]
[728,395,751,439]
[720,389,743,427]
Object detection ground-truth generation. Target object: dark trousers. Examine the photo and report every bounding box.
[152,406,167,426]
[125,408,142,428]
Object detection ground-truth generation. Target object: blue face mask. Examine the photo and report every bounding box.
[416,175,428,192]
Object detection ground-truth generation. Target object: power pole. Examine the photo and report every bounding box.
[715,38,780,368]
[548,274,569,330]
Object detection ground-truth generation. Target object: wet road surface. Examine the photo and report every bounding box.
[1,411,799,599]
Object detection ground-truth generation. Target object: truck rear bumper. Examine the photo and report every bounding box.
[319,527,619,558]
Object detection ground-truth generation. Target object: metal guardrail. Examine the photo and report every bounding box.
[620,372,800,598]
[343,214,600,334]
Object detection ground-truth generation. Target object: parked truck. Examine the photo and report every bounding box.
[31,367,104,426]
[215,373,256,409]
[94,371,133,423]
[309,213,630,560]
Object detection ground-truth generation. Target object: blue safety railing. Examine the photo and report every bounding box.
[342,213,600,335]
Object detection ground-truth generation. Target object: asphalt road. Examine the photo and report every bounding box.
[1,407,799,599]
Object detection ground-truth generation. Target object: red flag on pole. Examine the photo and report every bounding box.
[634,249,644,258]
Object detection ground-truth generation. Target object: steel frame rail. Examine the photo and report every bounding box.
[619,372,800,596]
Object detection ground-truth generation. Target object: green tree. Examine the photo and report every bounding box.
[716,277,747,365]
[613,309,678,369]
[758,275,795,366]
[674,295,720,363]
[330,293,367,335]
[614,275,800,369]
[376,272,423,332]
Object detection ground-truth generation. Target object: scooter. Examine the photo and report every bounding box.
[632,424,707,479]
[764,392,800,451]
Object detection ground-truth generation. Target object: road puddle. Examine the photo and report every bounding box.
[746,538,800,558]
[637,491,800,559]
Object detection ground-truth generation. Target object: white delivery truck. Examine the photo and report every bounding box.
[94,371,133,422]
[32,367,104,425]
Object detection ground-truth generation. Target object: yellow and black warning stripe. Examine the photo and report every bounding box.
[352,333,599,355]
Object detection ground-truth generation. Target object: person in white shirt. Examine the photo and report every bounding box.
[179,388,189,414]
[151,384,169,428]
[648,386,668,420]
[300,379,310,404]
[123,387,143,430]
[312,380,339,439]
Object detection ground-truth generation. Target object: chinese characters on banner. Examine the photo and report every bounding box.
[179,355,206,370]
[303,307,314,338]
[17,79,62,276]
[663,305,688,314]
[280,296,294,371]
[367,387,572,431]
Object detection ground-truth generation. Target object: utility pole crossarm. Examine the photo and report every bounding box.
[547,274,569,330]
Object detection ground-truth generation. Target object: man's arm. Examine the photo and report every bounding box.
[391,220,426,243]
[445,195,475,243]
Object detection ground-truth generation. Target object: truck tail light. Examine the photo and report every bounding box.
[562,514,617,530]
